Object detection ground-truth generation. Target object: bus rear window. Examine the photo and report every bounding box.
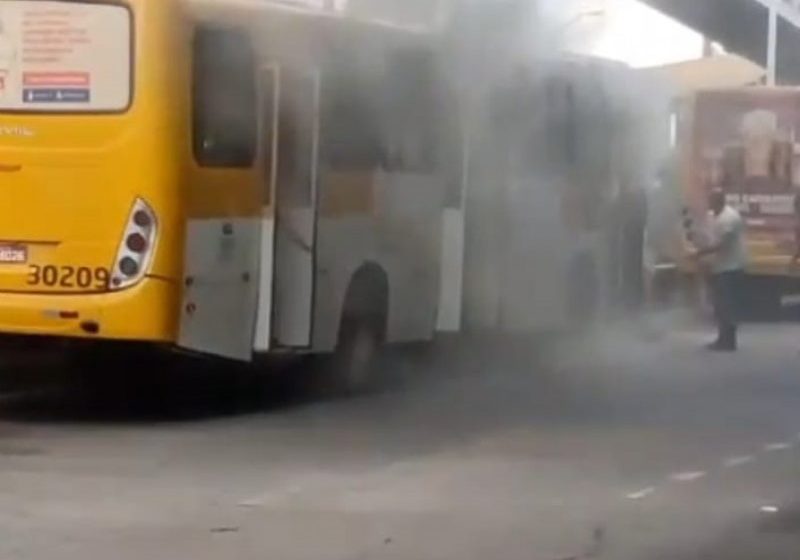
[0,1,131,113]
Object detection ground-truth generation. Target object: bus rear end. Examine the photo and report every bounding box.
[0,0,182,344]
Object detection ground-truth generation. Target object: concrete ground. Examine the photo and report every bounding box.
[2,323,800,559]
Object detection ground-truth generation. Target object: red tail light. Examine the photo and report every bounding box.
[112,198,157,289]
[119,257,140,277]
[133,210,152,228]
[126,233,147,253]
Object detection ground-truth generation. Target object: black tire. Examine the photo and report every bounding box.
[322,312,384,396]
[307,263,389,397]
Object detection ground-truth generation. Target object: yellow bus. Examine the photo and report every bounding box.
[0,0,464,391]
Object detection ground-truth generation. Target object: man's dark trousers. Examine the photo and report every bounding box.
[710,269,744,350]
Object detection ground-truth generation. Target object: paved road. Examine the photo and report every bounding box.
[1,323,800,559]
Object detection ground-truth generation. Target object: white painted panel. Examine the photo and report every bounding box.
[274,207,315,347]
[253,217,275,352]
[312,215,376,353]
[437,208,464,332]
[179,219,260,361]
[374,172,443,342]
[271,68,319,348]
[309,171,448,351]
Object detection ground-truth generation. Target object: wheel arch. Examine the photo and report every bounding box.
[338,261,390,341]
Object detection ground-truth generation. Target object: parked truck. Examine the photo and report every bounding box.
[661,87,800,316]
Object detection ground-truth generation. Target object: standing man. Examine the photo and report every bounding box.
[691,189,747,351]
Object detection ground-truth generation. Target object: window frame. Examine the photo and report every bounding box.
[192,25,258,169]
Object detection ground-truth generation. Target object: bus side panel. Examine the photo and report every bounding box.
[312,216,375,353]
[253,216,276,353]
[437,206,465,332]
[180,217,261,360]
[177,22,265,360]
[377,172,443,343]
[311,171,444,352]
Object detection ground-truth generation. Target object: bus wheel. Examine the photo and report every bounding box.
[310,263,389,396]
[327,313,384,395]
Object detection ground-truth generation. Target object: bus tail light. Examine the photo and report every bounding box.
[126,233,148,253]
[112,198,157,289]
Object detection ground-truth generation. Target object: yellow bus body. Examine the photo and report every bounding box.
[0,0,264,343]
[0,0,451,362]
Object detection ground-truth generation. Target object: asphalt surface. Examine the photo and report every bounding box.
[1,321,800,559]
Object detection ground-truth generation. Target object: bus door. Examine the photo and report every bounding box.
[179,28,264,361]
[271,69,320,348]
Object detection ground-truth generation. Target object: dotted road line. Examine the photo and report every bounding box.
[622,434,800,501]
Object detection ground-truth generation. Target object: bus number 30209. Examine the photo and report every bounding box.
[27,265,110,290]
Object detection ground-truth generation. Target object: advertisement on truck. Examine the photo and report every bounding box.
[686,88,800,275]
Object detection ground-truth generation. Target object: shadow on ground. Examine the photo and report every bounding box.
[0,336,570,426]
[0,340,462,424]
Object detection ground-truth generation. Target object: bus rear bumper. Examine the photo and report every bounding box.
[0,278,178,343]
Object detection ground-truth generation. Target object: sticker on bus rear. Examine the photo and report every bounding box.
[0,243,27,264]
[0,1,130,111]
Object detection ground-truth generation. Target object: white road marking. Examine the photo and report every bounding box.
[238,485,304,508]
[236,433,800,518]
[613,435,800,509]
[670,471,707,482]
[626,487,656,500]
[723,455,755,468]
[238,494,274,508]
[764,442,794,452]
[238,498,265,508]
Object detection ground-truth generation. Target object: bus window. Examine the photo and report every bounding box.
[277,72,316,208]
[382,49,438,173]
[320,64,383,170]
[193,27,257,168]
